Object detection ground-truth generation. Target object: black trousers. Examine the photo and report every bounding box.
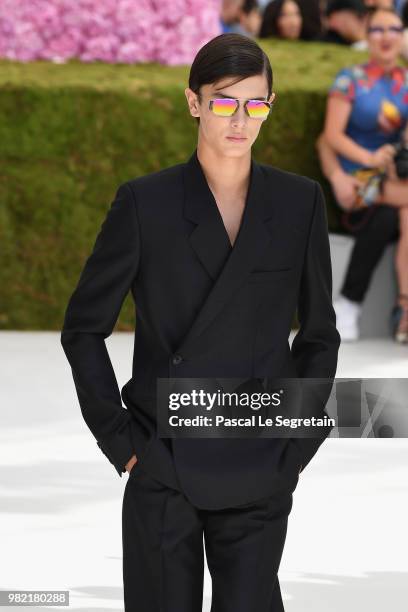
[340,203,400,303]
[122,464,296,612]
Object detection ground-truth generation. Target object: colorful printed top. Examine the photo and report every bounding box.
[328,59,408,173]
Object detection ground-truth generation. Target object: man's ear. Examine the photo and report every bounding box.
[185,88,200,119]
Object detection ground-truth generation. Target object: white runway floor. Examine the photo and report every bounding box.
[0,331,407,611]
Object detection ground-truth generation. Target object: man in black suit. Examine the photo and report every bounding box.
[61,33,340,612]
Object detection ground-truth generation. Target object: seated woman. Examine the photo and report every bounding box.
[317,6,408,343]
[259,0,322,41]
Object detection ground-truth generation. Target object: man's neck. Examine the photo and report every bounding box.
[196,143,251,200]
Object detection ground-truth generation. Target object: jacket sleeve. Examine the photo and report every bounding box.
[290,180,341,471]
[60,181,140,477]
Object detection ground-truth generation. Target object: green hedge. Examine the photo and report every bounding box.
[0,40,375,330]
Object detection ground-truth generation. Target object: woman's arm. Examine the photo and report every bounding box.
[315,132,344,182]
[315,133,364,210]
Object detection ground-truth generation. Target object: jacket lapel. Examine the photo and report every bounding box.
[179,148,276,356]
[182,149,232,280]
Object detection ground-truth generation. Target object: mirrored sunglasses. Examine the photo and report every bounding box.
[209,97,273,120]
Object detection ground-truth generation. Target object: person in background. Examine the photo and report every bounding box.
[259,0,303,40]
[236,0,263,36]
[220,0,244,32]
[300,0,325,39]
[259,0,323,40]
[221,0,262,37]
[317,6,408,343]
[317,0,369,46]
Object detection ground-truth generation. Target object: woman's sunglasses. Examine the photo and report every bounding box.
[208,97,273,120]
[367,25,404,37]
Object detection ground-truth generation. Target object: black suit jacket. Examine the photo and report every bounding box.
[61,148,341,510]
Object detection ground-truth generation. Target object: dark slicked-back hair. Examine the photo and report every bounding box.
[188,33,273,125]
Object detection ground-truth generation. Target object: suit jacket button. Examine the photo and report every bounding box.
[172,354,183,365]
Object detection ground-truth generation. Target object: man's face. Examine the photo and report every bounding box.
[185,74,275,159]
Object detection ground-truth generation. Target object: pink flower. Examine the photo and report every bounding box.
[0,0,222,65]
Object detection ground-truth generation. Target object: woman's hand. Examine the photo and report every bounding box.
[368,144,396,168]
[330,168,364,210]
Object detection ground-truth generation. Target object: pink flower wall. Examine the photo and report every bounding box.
[0,0,222,65]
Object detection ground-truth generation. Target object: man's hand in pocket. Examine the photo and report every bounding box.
[125,454,138,474]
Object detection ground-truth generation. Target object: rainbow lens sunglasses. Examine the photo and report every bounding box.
[208,96,273,120]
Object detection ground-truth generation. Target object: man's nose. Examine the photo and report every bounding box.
[231,103,248,126]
